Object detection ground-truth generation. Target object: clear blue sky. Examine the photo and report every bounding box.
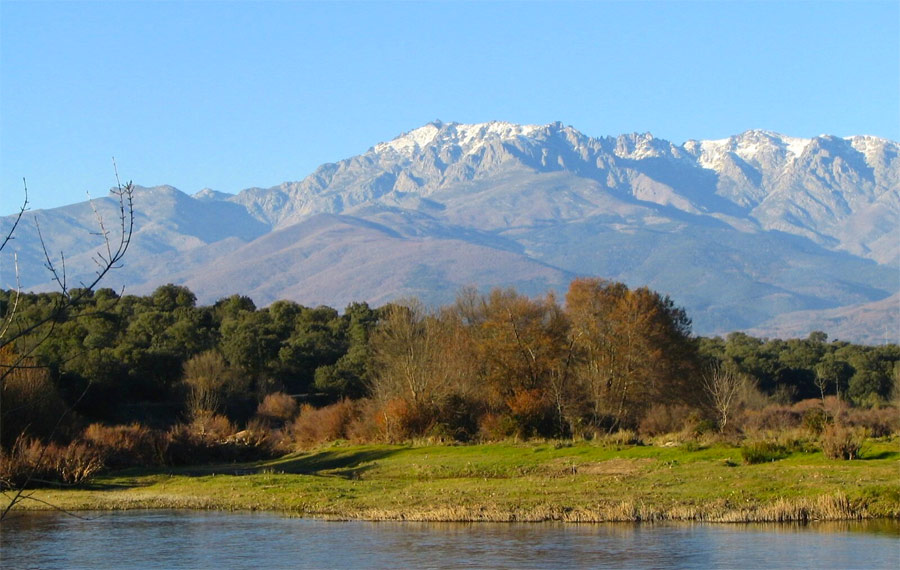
[2,0,898,214]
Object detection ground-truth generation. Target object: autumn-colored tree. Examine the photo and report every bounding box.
[565,278,698,430]
[458,288,571,436]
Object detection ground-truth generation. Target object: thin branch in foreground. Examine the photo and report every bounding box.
[0,178,29,253]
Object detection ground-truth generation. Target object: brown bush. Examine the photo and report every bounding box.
[638,404,695,436]
[165,420,274,465]
[288,400,360,446]
[735,405,801,435]
[477,413,518,441]
[0,347,67,449]
[842,406,899,438]
[791,398,825,414]
[231,417,287,453]
[186,412,237,442]
[821,424,866,460]
[256,392,299,425]
[0,437,105,488]
[370,398,435,442]
[162,412,279,465]
[344,399,382,443]
[83,423,168,468]
[505,388,553,437]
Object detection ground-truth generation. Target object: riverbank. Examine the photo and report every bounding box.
[5,439,899,522]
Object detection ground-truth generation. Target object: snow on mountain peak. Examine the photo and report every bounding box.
[374,122,443,154]
[846,134,895,165]
[688,130,812,170]
[374,120,547,156]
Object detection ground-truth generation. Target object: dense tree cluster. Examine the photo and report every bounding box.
[1,279,897,449]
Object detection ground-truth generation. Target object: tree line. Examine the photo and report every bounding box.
[2,279,897,449]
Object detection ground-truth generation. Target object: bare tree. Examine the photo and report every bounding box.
[182,350,231,419]
[701,363,743,430]
[0,170,134,520]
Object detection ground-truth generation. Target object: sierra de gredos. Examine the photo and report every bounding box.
[2,121,897,343]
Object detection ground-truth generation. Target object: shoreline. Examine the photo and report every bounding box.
[5,440,899,523]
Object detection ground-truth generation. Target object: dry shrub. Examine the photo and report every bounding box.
[51,441,105,485]
[638,404,695,437]
[288,400,360,447]
[165,419,274,465]
[0,437,104,488]
[478,413,519,441]
[821,395,849,416]
[187,412,237,442]
[256,392,299,425]
[182,350,231,419]
[736,404,801,436]
[791,398,825,414]
[83,423,168,468]
[505,388,553,438]
[232,417,287,453]
[370,398,435,442]
[163,413,276,465]
[821,425,866,460]
[595,429,639,447]
[0,347,67,449]
[842,406,899,438]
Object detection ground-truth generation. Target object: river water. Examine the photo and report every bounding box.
[1,511,898,569]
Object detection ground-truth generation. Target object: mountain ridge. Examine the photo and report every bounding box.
[2,121,897,343]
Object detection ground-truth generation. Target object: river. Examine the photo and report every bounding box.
[2,511,898,569]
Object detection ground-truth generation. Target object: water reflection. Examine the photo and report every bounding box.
[2,511,898,569]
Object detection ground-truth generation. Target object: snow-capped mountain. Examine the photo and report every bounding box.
[2,121,898,342]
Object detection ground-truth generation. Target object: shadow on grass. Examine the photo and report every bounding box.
[92,448,403,482]
[265,448,401,479]
[862,450,899,460]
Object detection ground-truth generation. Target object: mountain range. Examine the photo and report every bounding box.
[2,121,898,343]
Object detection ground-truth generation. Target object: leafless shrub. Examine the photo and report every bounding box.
[182,351,232,419]
[842,406,899,438]
[735,404,801,436]
[821,424,866,460]
[256,392,299,425]
[82,423,168,468]
[0,347,67,448]
[186,412,237,442]
[638,404,694,437]
[0,436,104,488]
[288,400,360,447]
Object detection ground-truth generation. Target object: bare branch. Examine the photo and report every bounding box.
[0,179,29,254]
[1,170,135,521]
[0,253,21,341]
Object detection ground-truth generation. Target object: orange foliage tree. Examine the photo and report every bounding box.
[565,278,699,431]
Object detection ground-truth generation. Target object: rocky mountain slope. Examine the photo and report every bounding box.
[2,121,897,342]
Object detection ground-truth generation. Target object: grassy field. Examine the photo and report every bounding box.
[6,438,899,522]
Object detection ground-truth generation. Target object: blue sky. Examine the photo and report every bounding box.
[1,1,898,213]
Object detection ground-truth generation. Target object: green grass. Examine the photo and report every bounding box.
[6,438,899,522]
